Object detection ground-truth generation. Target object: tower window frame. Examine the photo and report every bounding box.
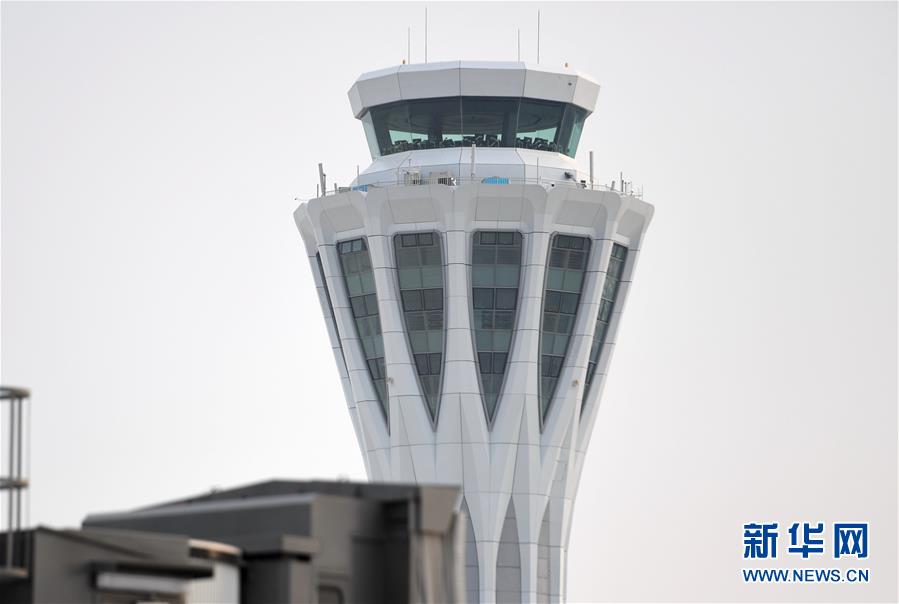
[470,230,524,426]
[393,230,447,425]
[538,233,592,427]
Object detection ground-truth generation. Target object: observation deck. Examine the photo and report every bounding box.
[348,61,601,188]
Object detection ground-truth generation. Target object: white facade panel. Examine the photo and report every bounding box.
[460,62,527,97]
[350,65,401,116]
[522,64,579,105]
[398,61,462,100]
[349,61,600,119]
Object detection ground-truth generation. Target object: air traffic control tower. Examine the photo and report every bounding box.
[294,61,654,603]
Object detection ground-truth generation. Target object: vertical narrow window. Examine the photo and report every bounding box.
[337,238,388,420]
[471,231,522,423]
[582,243,628,410]
[315,253,346,367]
[394,232,445,422]
[539,235,591,423]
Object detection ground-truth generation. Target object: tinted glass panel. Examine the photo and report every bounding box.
[560,105,588,158]
[315,253,347,368]
[408,97,463,150]
[338,238,389,419]
[516,99,565,153]
[582,243,628,411]
[363,97,589,159]
[461,97,519,147]
[394,232,445,421]
[539,234,591,423]
[471,231,523,422]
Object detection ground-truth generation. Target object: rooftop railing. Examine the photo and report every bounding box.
[301,174,643,203]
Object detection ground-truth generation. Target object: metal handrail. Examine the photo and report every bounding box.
[300,175,644,204]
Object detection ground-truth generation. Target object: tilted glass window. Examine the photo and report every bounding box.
[315,253,347,367]
[394,232,445,421]
[539,234,591,422]
[582,243,628,410]
[471,231,522,422]
[337,238,388,419]
[516,99,564,152]
[363,97,591,159]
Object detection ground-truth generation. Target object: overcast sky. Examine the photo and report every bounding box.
[2,2,896,601]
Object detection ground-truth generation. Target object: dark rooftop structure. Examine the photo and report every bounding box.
[83,480,463,604]
[0,526,220,603]
[0,385,465,603]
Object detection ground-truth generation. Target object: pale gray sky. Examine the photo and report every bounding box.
[2,2,896,601]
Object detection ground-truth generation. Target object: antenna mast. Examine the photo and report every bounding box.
[537,10,541,63]
[589,151,594,189]
[424,8,428,63]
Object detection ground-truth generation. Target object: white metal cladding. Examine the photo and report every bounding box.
[294,183,652,602]
[355,147,587,191]
[348,61,601,118]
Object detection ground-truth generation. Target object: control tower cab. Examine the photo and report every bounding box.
[350,61,600,187]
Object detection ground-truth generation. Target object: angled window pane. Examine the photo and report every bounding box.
[539,234,591,423]
[494,311,514,330]
[350,296,367,318]
[478,352,493,374]
[493,353,508,375]
[402,290,423,312]
[494,288,517,310]
[582,243,628,410]
[496,231,515,245]
[366,97,588,157]
[473,288,494,309]
[517,99,565,153]
[338,238,388,421]
[495,266,519,287]
[394,232,445,422]
[493,330,511,351]
[473,247,496,265]
[414,354,430,376]
[460,97,519,147]
[471,231,522,423]
[558,104,588,157]
[472,265,494,286]
[421,266,442,288]
[422,288,443,311]
[315,253,347,369]
[428,353,442,375]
